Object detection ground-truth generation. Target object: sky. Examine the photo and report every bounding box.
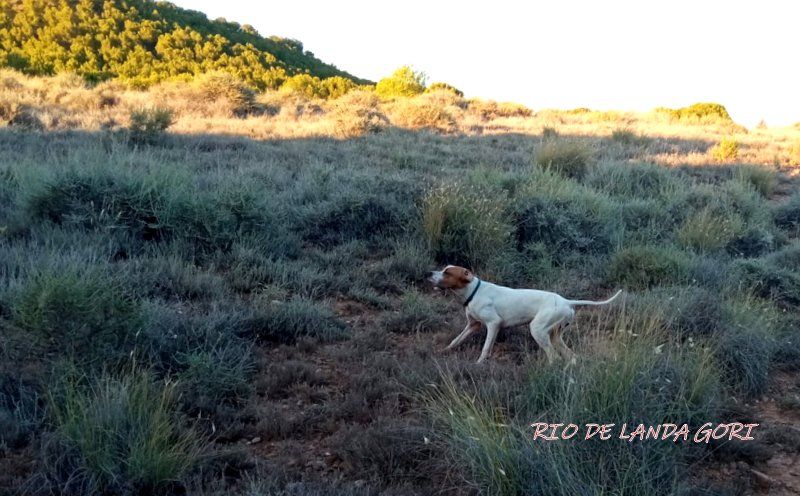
[172,0,799,127]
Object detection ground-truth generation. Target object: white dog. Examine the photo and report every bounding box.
[429,265,622,363]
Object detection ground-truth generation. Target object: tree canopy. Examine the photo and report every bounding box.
[0,0,369,89]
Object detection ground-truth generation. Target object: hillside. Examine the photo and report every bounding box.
[0,0,369,89]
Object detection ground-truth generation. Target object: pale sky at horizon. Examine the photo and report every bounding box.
[172,0,799,127]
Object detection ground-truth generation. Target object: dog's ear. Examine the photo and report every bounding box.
[462,268,473,281]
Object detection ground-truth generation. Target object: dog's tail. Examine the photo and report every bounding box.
[565,290,623,307]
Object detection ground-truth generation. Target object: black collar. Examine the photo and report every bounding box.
[463,278,481,307]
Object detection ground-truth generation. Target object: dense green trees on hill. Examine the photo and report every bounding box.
[0,0,369,89]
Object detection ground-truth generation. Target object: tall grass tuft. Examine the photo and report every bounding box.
[535,139,592,179]
[422,182,513,270]
[46,369,204,494]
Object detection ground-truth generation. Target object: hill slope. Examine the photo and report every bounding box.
[0,0,369,88]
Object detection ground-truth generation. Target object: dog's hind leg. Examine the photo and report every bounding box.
[551,325,576,364]
[551,312,576,363]
[447,317,481,350]
[529,311,568,364]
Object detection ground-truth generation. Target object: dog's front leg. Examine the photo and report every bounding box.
[447,319,481,350]
[476,321,501,363]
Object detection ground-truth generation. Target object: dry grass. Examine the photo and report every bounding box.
[1,69,799,170]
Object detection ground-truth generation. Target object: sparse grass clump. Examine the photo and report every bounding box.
[246,299,348,344]
[608,245,689,289]
[709,137,739,162]
[469,99,533,120]
[175,340,255,413]
[128,107,173,145]
[44,370,203,494]
[611,127,650,146]
[535,139,592,178]
[379,290,448,334]
[422,183,513,270]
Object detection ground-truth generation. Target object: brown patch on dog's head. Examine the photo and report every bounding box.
[429,265,474,289]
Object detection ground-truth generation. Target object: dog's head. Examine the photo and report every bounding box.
[428,265,474,290]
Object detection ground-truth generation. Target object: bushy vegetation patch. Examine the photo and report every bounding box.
[11,270,141,367]
[608,245,690,290]
[375,66,426,98]
[773,192,800,235]
[710,137,740,162]
[585,161,686,200]
[731,258,800,308]
[128,107,174,145]
[514,196,615,261]
[427,315,720,496]
[303,195,408,248]
[658,102,733,123]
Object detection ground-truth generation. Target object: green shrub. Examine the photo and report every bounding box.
[46,370,203,494]
[709,137,739,162]
[375,66,426,98]
[774,193,800,234]
[245,298,348,344]
[12,270,141,366]
[726,225,776,257]
[128,107,173,145]
[734,165,776,197]
[731,259,800,307]
[303,195,407,248]
[535,139,592,179]
[422,183,513,270]
[659,102,733,122]
[677,207,744,252]
[515,197,615,261]
[608,245,689,290]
